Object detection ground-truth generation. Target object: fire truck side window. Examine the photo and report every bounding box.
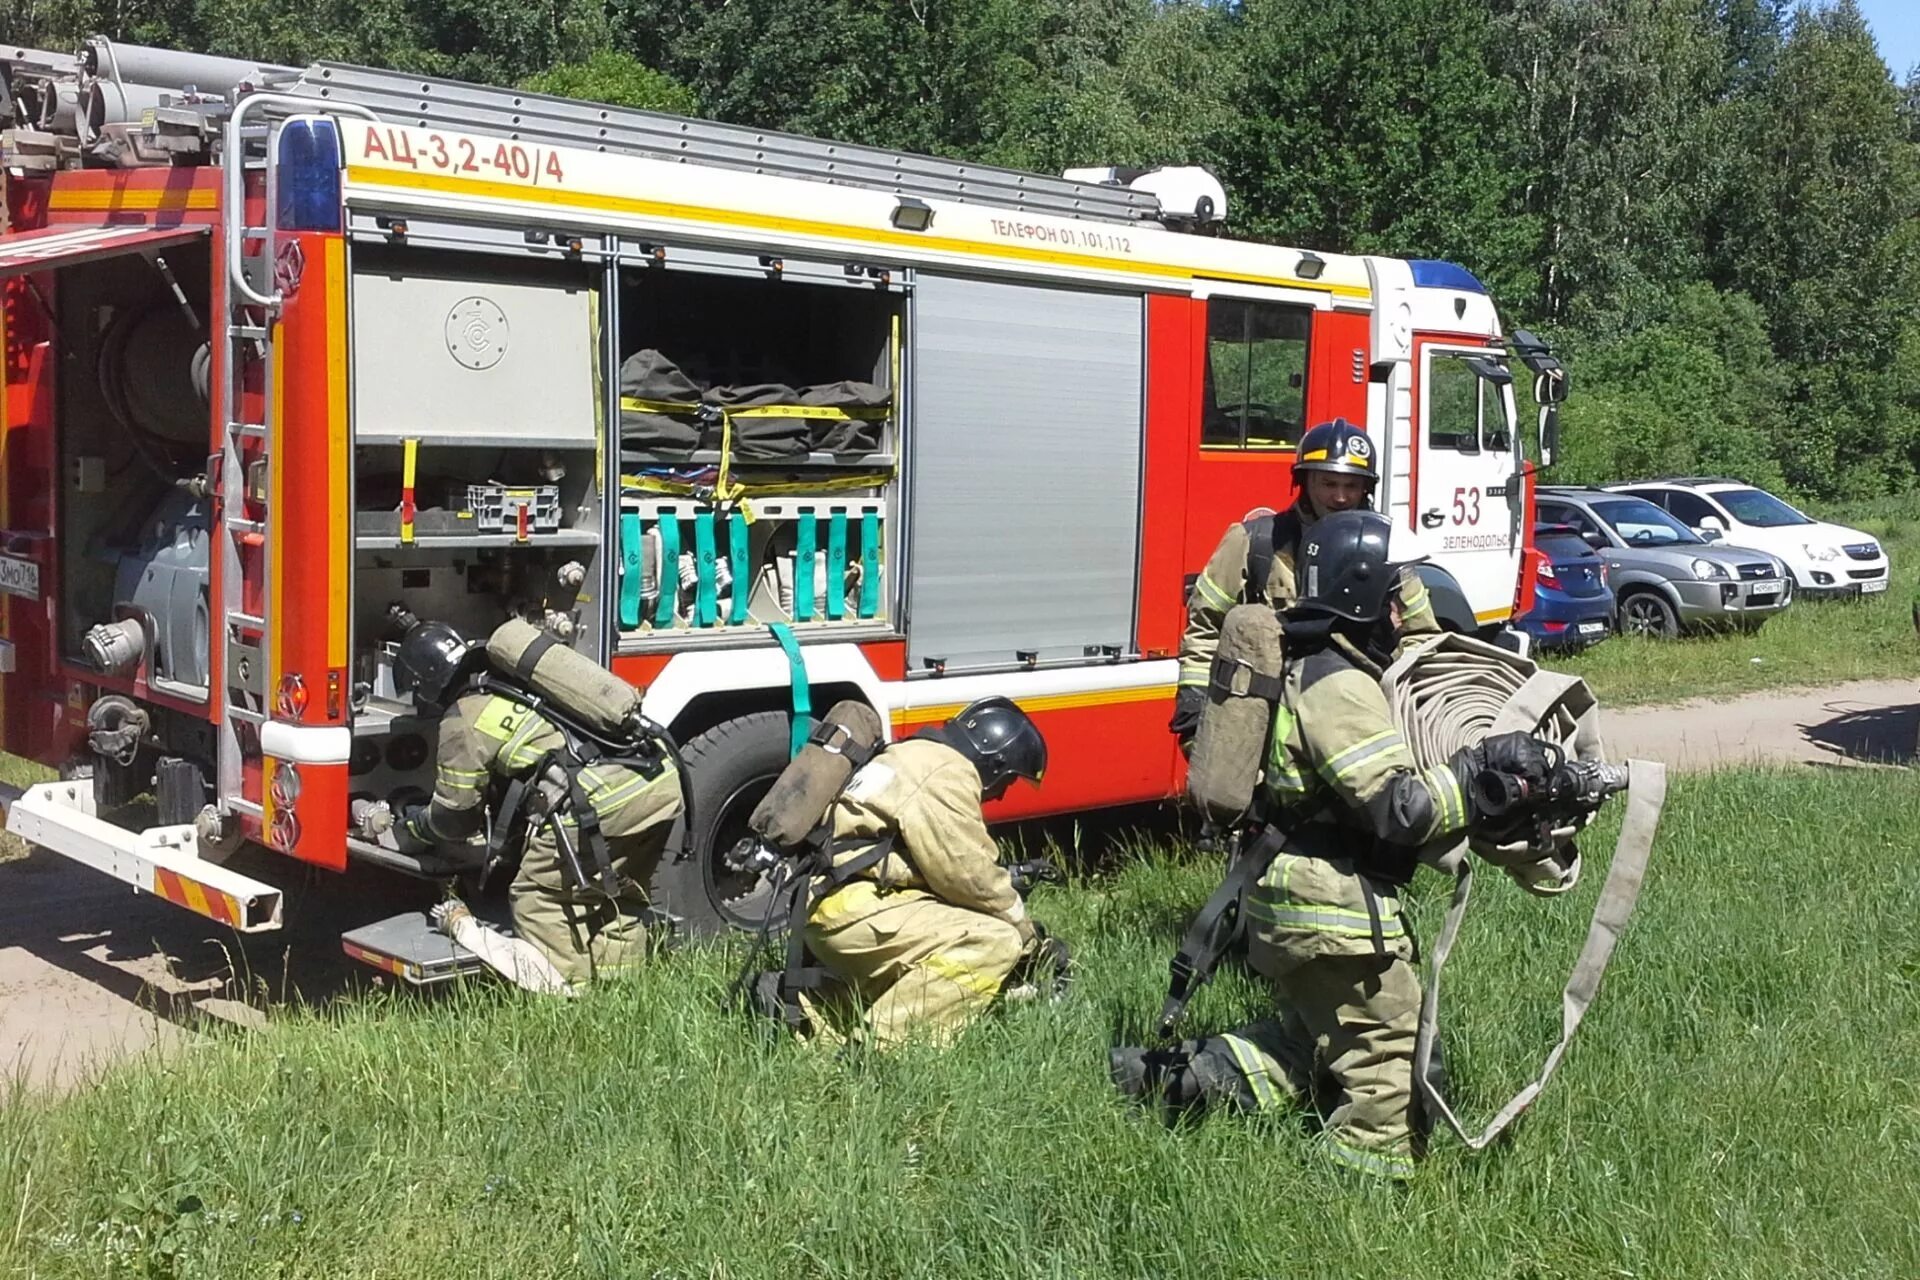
[1202,298,1310,450]
[1427,354,1483,454]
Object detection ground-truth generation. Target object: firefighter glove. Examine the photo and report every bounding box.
[393,805,434,856]
[1168,686,1206,741]
[1465,731,1554,784]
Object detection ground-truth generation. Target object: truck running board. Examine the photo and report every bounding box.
[2,781,284,932]
[340,911,489,986]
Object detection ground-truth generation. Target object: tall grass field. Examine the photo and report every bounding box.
[1,765,1915,1278]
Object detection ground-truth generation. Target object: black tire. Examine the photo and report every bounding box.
[1619,589,1680,639]
[649,710,797,937]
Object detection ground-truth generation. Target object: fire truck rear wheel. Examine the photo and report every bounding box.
[651,710,794,938]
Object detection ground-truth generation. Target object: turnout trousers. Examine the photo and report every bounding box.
[1186,848,1424,1180]
[509,819,671,987]
[802,879,1026,1049]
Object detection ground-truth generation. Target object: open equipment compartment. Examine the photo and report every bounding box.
[345,235,609,813]
[613,242,904,646]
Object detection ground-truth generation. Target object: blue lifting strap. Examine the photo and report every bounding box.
[694,510,718,627]
[826,509,848,621]
[729,510,751,625]
[769,623,812,758]
[795,510,817,622]
[619,511,643,630]
[858,509,881,619]
[654,509,680,629]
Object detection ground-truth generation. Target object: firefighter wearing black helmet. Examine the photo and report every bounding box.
[1113,511,1556,1179]
[1169,417,1439,741]
[389,618,682,987]
[794,695,1056,1049]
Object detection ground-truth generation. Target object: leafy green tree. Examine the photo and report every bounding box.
[521,50,697,114]
[1496,0,1754,336]
[1221,0,1537,305]
[1555,284,1791,488]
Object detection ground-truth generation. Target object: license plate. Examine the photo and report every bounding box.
[1576,621,1606,636]
[0,554,39,601]
[1861,578,1888,594]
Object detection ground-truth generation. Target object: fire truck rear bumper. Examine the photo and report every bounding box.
[1,780,284,932]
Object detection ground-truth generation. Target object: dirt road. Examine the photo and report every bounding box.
[2,676,1913,1091]
[0,847,435,1092]
[1600,677,1918,771]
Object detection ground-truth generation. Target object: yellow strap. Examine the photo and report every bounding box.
[620,396,703,414]
[728,404,890,421]
[619,397,888,423]
[400,437,419,545]
[719,406,740,507]
[620,471,892,499]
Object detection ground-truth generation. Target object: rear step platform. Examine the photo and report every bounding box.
[341,911,490,986]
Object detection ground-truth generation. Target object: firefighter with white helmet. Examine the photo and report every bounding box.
[389,617,683,987]
[1113,510,1560,1179]
[1169,418,1439,742]
[774,696,1057,1049]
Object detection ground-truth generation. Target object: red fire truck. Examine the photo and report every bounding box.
[0,40,1564,960]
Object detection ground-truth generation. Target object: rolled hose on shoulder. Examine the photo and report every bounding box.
[1379,632,1666,1151]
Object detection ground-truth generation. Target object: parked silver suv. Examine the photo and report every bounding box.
[1537,487,1794,636]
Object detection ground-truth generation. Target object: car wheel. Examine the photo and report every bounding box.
[1619,590,1680,639]
[647,709,799,938]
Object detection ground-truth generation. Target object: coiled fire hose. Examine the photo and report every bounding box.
[1380,633,1667,1150]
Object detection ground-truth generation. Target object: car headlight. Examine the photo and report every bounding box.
[1690,558,1730,580]
[1803,543,1839,562]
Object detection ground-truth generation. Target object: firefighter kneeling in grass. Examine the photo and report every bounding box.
[1112,511,1567,1180]
[744,696,1061,1050]
[388,614,683,988]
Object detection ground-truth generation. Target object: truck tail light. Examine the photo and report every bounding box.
[276,673,308,718]
[270,762,302,851]
[270,761,302,810]
[269,805,301,853]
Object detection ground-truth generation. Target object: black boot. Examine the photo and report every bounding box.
[1109,1045,1209,1115]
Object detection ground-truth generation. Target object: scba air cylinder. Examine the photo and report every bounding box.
[1186,603,1288,824]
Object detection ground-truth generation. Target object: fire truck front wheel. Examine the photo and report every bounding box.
[652,710,794,937]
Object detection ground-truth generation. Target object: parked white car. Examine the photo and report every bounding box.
[1606,478,1890,598]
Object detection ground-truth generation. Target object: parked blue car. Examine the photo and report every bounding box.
[1516,522,1615,650]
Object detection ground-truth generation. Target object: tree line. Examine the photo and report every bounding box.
[13,0,1919,499]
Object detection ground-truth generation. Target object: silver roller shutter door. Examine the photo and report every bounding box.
[906,275,1144,672]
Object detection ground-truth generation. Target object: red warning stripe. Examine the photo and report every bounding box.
[151,867,240,927]
[341,940,416,981]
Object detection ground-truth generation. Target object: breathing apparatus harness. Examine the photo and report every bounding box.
[468,655,693,902]
[728,711,1066,1031]
[725,709,893,1032]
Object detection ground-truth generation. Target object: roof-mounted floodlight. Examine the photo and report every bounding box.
[890,196,934,232]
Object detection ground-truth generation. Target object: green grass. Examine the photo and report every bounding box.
[1547,492,1920,706]
[2,766,1917,1278]
[0,754,51,863]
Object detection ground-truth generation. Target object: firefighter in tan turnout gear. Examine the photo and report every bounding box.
[1113,511,1563,1180]
[389,617,683,987]
[1169,417,1439,742]
[765,697,1055,1050]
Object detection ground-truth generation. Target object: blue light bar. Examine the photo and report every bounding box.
[276,118,343,234]
[1408,259,1486,294]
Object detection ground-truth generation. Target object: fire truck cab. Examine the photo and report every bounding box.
[0,41,1565,960]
